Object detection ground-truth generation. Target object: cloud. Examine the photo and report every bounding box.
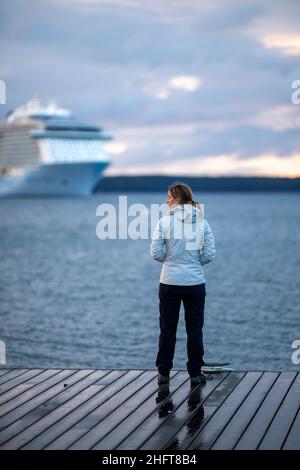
[143,75,202,100]
[245,0,300,56]
[168,75,202,92]
[106,152,300,178]
[258,34,300,56]
[247,105,300,131]
[103,142,128,155]
[0,0,300,175]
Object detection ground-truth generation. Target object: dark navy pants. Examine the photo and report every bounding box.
[156,282,206,377]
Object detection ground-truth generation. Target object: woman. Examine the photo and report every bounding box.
[150,182,216,385]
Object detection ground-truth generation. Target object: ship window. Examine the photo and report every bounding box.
[43,138,105,163]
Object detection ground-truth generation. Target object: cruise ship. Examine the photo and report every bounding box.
[0,97,111,195]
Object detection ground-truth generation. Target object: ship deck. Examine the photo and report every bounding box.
[0,368,299,450]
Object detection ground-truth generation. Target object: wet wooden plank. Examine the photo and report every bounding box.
[235,372,297,450]
[0,369,69,420]
[158,372,244,450]
[212,372,279,450]
[0,370,11,378]
[46,370,158,450]
[0,369,102,445]
[21,370,141,450]
[0,369,46,402]
[283,406,300,450]
[173,372,245,451]
[114,372,195,450]
[187,372,262,450]
[91,372,185,451]
[3,370,140,450]
[0,369,28,385]
[0,369,118,449]
[92,371,186,450]
[0,370,299,450]
[259,373,300,450]
[139,373,229,450]
[70,371,179,450]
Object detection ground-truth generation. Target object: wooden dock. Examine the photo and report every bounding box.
[0,368,299,450]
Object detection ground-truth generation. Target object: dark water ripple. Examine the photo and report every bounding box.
[0,192,299,371]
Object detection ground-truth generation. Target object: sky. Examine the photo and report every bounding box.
[0,0,300,177]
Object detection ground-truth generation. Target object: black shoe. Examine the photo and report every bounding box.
[157,373,170,385]
[190,373,207,385]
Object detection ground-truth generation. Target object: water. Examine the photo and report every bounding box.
[0,192,299,371]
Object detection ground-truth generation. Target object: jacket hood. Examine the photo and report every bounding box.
[169,203,204,224]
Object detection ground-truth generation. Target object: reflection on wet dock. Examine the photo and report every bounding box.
[0,368,299,450]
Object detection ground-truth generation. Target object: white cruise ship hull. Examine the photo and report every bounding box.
[0,162,109,196]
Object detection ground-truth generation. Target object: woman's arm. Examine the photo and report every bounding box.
[199,219,216,265]
[150,219,167,263]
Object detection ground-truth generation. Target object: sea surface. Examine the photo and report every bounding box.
[1,192,300,371]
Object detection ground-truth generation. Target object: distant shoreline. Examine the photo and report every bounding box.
[95,175,300,192]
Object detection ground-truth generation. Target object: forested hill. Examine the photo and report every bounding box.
[95,176,300,192]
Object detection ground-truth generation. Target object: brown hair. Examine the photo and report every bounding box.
[168,182,200,208]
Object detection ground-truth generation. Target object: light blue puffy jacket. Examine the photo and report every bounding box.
[150,203,216,285]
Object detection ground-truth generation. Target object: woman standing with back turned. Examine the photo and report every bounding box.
[150,182,216,385]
